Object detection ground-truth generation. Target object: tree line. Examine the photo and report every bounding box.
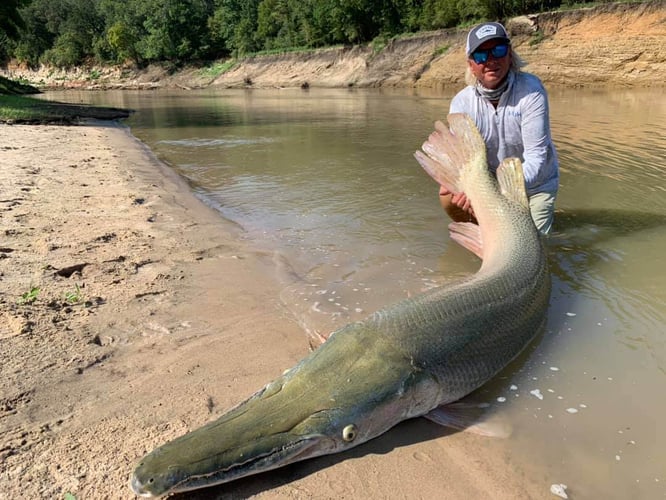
[1,0,595,68]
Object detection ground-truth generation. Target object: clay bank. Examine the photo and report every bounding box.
[2,1,665,91]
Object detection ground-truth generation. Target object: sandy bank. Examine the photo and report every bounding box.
[0,124,553,498]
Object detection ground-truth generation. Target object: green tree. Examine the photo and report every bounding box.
[419,0,459,29]
[257,0,311,50]
[42,30,83,66]
[96,0,145,64]
[1,0,27,62]
[298,0,339,47]
[12,0,56,65]
[138,0,214,62]
[209,0,261,56]
[106,21,142,65]
[5,0,569,68]
[1,0,27,40]
[12,0,104,67]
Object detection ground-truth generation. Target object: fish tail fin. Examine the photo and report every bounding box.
[413,113,486,194]
[496,157,529,209]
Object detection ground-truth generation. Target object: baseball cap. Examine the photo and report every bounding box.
[466,22,510,56]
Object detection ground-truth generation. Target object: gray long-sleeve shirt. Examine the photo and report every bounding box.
[449,71,559,196]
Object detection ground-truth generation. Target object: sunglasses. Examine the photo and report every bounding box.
[470,44,510,64]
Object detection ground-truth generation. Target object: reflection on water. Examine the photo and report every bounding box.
[44,87,666,497]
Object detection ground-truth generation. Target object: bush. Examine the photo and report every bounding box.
[41,31,83,67]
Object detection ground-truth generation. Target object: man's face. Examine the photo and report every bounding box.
[468,40,512,90]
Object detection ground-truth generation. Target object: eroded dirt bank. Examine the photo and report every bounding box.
[2,1,665,91]
[212,1,666,90]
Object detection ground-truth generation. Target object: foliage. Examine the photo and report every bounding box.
[0,0,28,40]
[0,0,28,61]
[199,59,236,78]
[529,29,545,46]
[433,43,451,57]
[137,0,215,62]
[17,285,40,305]
[5,0,604,68]
[0,94,131,123]
[64,283,83,304]
[209,0,261,56]
[0,75,40,94]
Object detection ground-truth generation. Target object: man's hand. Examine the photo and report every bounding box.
[439,186,475,217]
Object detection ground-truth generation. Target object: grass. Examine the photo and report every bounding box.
[0,93,132,124]
[199,60,237,78]
[371,35,390,53]
[0,75,40,95]
[433,44,451,57]
[17,286,40,305]
[529,30,545,46]
[64,284,83,304]
[1,74,132,124]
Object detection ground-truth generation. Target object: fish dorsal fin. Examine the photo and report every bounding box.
[413,114,486,194]
[496,157,529,209]
[449,222,483,259]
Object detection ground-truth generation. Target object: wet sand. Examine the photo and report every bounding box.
[0,122,545,498]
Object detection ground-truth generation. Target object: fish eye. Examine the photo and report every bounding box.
[342,424,357,442]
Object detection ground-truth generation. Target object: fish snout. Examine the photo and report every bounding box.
[129,472,155,497]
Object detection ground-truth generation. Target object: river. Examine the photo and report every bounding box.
[44,86,666,499]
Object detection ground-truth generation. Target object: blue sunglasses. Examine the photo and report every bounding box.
[471,44,510,64]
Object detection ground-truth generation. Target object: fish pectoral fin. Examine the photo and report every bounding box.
[496,157,529,209]
[449,222,483,259]
[424,401,512,438]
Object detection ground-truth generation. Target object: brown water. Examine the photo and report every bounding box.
[45,87,666,498]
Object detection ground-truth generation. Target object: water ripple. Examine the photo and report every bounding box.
[157,137,275,148]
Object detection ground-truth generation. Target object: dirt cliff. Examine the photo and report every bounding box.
[2,1,665,90]
[212,1,666,89]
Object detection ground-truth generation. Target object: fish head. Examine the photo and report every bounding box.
[130,390,405,497]
[129,421,339,497]
[130,330,437,497]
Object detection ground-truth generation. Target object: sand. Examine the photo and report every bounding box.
[0,122,545,499]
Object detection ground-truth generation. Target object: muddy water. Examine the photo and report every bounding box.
[45,87,666,498]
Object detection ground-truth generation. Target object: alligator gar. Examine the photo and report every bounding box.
[130,113,550,497]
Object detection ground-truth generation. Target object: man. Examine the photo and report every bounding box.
[440,22,559,235]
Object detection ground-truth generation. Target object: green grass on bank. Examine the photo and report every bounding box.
[1,74,131,124]
[0,94,49,121]
[0,93,132,124]
[0,75,40,95]
[199,59,237,79]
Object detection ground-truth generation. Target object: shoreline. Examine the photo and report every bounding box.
[0,122,544,498]
[0,121,308,498]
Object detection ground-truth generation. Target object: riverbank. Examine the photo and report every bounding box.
[2,1,665,91]
[0,123,305,497]
[0,123,552,498]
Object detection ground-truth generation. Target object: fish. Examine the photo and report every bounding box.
[129,113,551,497]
